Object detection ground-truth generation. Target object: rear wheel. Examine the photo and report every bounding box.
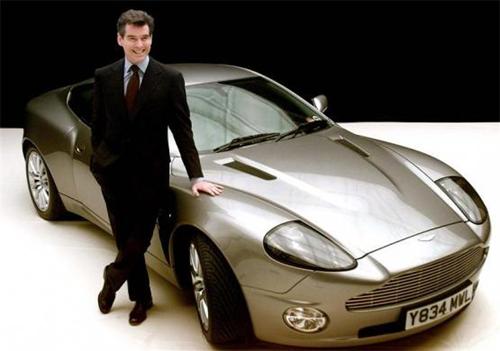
[189,234,253,344]
[25,147,66,220]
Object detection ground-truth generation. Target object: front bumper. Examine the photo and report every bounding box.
[242,222,489,347]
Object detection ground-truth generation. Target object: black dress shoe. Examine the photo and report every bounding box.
[98,280,116,314]
[129,300,153,326]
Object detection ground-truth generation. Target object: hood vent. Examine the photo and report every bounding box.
[329,135,370,158]
[218,159,276,180]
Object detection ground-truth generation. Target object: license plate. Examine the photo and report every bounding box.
[405,284,474,330]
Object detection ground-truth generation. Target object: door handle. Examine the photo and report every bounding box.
[75,145,86,154]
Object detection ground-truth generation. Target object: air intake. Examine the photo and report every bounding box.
[329,135,370,157]
[220,160,276,180]
[345,246,485,311]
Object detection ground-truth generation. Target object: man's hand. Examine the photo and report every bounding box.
[191,181,224,197]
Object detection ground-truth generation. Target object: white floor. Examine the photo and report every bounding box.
[0,123,499,351]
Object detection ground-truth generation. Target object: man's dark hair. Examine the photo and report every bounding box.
[117,9,155,36]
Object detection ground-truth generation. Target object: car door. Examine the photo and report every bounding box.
[68,82,178,264]
[68,83,110,226]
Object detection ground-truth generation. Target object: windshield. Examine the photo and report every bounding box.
[186,77,328,152]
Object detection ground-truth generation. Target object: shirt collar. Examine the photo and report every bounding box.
[124,56,149,76]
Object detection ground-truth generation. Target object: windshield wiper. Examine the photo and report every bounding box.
[275,119,330,142]
[213,132,281,153]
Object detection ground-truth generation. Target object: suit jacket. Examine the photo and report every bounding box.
[90,57,203,182]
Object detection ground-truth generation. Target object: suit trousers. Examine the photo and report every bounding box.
[97,157,168,303]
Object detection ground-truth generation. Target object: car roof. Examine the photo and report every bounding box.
[76,63,258,88]
[168,63,257,85]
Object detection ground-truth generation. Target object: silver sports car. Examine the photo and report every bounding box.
[22,64,490,347]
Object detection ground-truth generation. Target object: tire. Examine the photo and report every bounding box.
[25,146,66,220]
[189,233,253,344]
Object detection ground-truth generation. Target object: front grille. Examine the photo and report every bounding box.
[346,246,484,311]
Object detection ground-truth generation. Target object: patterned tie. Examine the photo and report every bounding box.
[125,65,140,112]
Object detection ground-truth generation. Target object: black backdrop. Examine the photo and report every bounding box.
[1,0,498,127]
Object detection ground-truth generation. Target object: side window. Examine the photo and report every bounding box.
[68,83,94,125]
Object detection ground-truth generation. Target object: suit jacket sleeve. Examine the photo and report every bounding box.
[90,68,121,171]
[168,72,204,179]
[91,71,104,153]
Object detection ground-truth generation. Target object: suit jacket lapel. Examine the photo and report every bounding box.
[109,59,129,122]
[129,57,162,121]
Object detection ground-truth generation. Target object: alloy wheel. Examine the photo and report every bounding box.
[189,242,209,331]
[27,151,50,211]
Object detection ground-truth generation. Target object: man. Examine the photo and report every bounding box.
[90,9,223,326]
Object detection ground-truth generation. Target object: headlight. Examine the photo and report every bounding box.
[264,221,356,271]
[436,176,488,224]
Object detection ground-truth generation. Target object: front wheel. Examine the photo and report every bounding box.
[189,234,253,344]
[25,147,66,220]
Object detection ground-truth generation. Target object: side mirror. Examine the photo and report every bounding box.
[312,94,328,113]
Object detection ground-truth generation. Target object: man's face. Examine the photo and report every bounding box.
[117,24,152,64]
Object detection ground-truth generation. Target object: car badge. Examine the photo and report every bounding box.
[418,232,436,241]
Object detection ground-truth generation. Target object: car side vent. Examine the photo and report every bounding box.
[330,135,370,158]
[223,160,276,180]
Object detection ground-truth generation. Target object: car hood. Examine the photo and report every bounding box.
[172,126,461,258]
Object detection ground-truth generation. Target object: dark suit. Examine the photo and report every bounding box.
[91,57,203,303]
